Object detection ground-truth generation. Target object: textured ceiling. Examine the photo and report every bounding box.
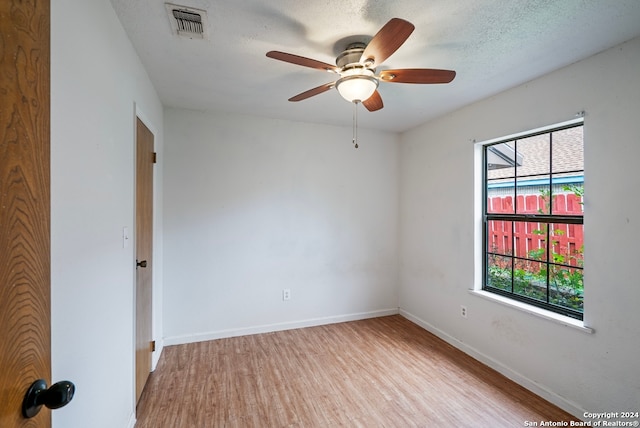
[110,0,640,133]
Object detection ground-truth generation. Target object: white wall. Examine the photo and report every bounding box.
[163,109,399,343]
[51,1,164,427]
[399,36,640,417]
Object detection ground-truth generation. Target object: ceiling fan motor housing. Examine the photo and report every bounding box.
[336,42,368,69]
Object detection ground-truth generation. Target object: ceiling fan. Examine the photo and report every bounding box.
[266,18,456,112]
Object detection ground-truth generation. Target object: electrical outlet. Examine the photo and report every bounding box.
[460,305,467,318]
[283,289,291,301]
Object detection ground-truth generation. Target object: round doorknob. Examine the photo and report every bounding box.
[22,379,75,418]
[136,259,148,268]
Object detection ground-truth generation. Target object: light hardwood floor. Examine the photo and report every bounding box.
[136,315,576,427]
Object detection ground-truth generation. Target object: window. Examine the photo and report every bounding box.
[482,121,584,320]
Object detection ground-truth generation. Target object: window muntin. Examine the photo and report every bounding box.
[483,123,584,320]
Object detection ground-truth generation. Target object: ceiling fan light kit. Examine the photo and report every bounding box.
[336,71,378,103]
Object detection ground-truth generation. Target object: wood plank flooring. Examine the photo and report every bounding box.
[136,315,577,427]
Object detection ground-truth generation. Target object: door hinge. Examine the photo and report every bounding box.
[152,152,157,164]
[151,340,156,352]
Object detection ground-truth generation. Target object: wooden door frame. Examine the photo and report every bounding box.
[133,106,157,408]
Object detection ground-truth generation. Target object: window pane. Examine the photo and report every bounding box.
[513,259,547,303]
[552,126,583,215]
[515,134,550,214]
[550,223,584,267]
[487,143,516,214]
[513,221,547,261]
[487,143,516,180]
[516,183,551,214]
[516,134,551,177]
[487,220,512,256]
[552,126,583,174]
[552,180,584,215]
[487,254,512,291]
[487,191,514,214]
[549,264,583,312]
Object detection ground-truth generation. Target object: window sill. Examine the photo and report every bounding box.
[469,289,594,334]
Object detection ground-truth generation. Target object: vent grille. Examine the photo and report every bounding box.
[165,3,209,39]
[172,9,203,34]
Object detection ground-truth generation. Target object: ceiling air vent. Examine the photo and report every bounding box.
[165,3,209,40]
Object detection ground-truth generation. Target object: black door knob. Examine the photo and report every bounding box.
[22,379,75,418]
[136,259,148,268]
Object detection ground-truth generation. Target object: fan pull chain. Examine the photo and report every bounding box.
[352,101,359,149]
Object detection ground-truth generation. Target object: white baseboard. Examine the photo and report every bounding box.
[163,308,399,346]
[399,309,586,420]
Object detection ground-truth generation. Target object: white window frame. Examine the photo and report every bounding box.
[472,116,593,333]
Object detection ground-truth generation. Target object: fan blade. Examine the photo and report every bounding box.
[379,68,456,84]
[267,51,338,73]
[360,18,415,67]
[288,82,336,102]
[363,90,383,112]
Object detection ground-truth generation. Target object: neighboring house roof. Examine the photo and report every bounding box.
[487,125,583,181]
